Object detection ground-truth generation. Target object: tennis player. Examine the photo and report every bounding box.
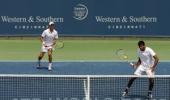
[122,40,159,99]
[37,22,58,71]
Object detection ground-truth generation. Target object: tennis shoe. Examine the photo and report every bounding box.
[48,63,52,71]
[122,89,128,97]
[147,92,153,99]
[37,61,41,69]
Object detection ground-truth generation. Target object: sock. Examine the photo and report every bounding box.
[148,90,152,94]
[48,63,52,68]
[125,87,129,92]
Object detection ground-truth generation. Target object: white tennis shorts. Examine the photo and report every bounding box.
[41,45,53,53]
[134,65,155,78]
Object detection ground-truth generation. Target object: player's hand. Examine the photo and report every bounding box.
[129,62,136,68]
[42,41,46,46]
[150,66,155,72]
[51,44,56,51]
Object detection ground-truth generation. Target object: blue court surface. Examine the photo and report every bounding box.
[0,61,169,100]
[0,61,169,75]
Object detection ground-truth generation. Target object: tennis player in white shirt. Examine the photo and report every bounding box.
[37,22,58,71]
[122,40,159,99]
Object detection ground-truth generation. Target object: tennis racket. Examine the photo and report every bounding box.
[52,40,64,50]
[43,40,64,50]
[115,49,134,68]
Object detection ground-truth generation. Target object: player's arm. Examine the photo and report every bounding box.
[132,58,141,68]
[40,36,44,42]
[149,48,159,72]
[40,30,46,46]
[151,55,159,72]
[52,38,57,47]
[40,36,45,46]
[52,32,58,48]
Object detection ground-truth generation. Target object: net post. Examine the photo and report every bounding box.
[87,75,90,100]
[84,75,91,100]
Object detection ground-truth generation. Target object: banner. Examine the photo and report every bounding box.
[0,0,170,36]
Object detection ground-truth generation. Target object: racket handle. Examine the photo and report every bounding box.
[42,41,45,45]
[129,62,134,67]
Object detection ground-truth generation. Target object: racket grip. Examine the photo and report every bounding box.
[42,41,45,46]
[129,62,134,67]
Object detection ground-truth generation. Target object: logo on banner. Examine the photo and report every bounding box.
[0,16,64,30]
[73,4,88,21]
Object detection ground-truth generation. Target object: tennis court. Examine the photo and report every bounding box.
[0,61,169,100]
[1,0,170,100]
[0,39,170,100]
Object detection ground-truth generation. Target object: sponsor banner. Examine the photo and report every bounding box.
[0,0,170,36]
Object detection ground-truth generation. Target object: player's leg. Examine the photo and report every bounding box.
[48,48,53,71]
[37,52,45,68]
[38,52,45,60]
[37,45,48,68]
[128,77,137,88]
[122,65,143,97]
[147,78,154,98]
[122,77,137,97]
[146,69,155,99]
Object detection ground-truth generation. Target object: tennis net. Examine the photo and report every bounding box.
[0,74,169,100]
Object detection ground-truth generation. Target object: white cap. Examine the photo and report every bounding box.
[49,21,54,26]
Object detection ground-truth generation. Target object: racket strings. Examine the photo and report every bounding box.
[56,41,64,49]
[116,49,128,60]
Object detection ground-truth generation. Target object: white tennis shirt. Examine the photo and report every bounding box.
[41,29,58,46]
[137,47,156,67]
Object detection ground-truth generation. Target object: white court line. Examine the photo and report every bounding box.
[0,60,170,62]
[0,74,169,78]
